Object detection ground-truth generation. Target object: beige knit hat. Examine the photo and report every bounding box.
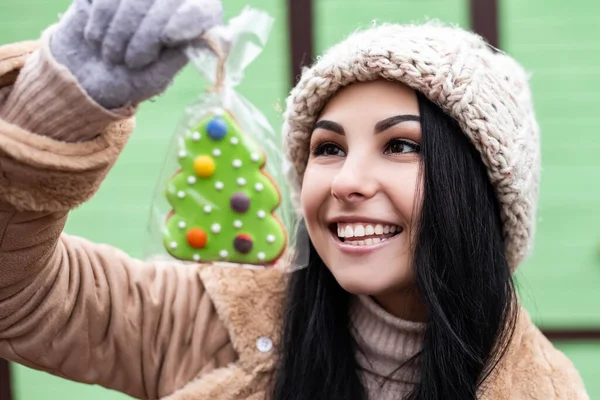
[281,22,541,271]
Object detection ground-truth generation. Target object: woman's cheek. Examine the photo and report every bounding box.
[386,164,422,225]
[300,165,328,218]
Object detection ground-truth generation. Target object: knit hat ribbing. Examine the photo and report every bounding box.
[281,22,541,271]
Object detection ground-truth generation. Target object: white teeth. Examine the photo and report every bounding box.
[354,225,365,237]
[336,222,401,239]
[345,226,353,238]
[345,237,389,246]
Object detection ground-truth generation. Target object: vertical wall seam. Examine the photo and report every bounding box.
[287,0,314,86]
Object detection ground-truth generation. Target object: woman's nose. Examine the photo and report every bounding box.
[330,155,378,203]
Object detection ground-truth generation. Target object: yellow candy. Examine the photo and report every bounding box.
[194,155,216,178]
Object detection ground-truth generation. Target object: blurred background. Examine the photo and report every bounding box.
[0,0,599,398]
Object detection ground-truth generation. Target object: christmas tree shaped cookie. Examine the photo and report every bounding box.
[163,109,287,265]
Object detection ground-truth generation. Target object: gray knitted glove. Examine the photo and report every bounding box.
[50,0,223,109]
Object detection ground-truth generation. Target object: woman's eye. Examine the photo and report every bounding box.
[312,142,346,157]
[384,139,421,155]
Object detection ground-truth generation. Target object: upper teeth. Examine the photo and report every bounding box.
[337,223,401,238]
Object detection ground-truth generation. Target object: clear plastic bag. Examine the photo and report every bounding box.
[144,7,309,272]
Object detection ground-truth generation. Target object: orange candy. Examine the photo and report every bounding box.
[186,228,208,248]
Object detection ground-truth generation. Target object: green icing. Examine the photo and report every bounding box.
[163,111,287,265]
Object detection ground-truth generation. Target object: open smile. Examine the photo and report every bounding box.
[328,222,403,253]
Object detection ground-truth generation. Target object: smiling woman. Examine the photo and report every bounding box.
[271,19,589,400]
[273,79,517,398]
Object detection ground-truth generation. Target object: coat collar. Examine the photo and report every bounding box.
[198,265,286,373]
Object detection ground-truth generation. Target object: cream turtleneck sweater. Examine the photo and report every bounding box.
[351,295,425,399]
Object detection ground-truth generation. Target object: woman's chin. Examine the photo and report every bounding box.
[330,266,411,296]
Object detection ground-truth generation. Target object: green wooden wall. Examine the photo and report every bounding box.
[502,0,600,329]
[1,0,599,398]
[314,0,469,51]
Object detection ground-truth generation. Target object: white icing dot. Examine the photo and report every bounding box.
[266,234,276,243]
[232,159,242,168]
[211,223,221,234]
[257,210,267,219]
[170,241,178,249]
[257,252,266,261]
[233,220,243,229]
[215,181,224,190]
[204,205,213,213]
[219,250,228,258]
[237,177,247,186]
[230,137,239,145]
[177,191,186,199]
[178,150,187,158]
[191,132,201,141]
[193,254,201,261]
[255,183,264,192]
[250,153,260,162]
[213,108,224,116]
[213,148,222,157]
[187,176,197,185]
[178,221,186,229]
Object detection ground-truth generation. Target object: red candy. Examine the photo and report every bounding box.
[186,228,208,248]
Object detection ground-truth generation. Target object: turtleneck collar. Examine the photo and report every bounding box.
[350,294,425,398]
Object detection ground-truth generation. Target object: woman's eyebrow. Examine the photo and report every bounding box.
[313,120,345,135]
[374,114,421,133]
[313,114,420,136]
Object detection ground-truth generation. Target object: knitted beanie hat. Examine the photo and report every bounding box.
[281,22,541,271]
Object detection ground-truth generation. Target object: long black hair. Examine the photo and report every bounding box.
[270,91,518,400]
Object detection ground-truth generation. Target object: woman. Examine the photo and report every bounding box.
[0,0,589,399]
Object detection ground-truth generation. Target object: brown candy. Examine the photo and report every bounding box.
[234,234,253,254]
[230,192,251,213]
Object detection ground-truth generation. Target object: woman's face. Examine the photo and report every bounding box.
[301,80,423,311]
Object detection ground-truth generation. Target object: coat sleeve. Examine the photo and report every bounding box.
[0,38,236,400]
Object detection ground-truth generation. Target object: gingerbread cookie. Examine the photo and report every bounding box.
[163,109,287,265]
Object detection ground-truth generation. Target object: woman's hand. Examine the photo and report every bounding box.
[50,0,222,109]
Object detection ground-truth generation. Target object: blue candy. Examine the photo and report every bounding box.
[206,117,228,141]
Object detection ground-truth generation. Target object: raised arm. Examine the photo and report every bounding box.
[0,1,235,398]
